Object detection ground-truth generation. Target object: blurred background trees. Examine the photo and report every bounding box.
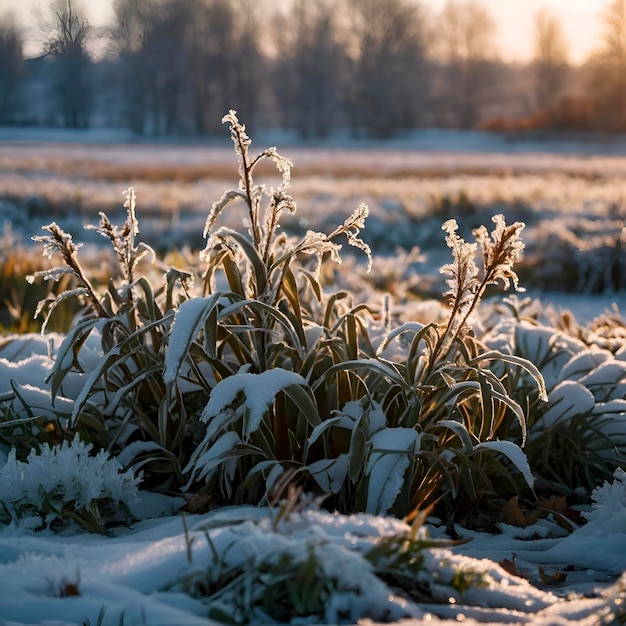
[435,0,497,129]
[587,0,626,131]
[0,15,23,124]
[346,0,429,138]
[109,0,261,135]
[4,0,626,137]
[272,0,347,138]
[532,9,569,112]
[36,0,93,128]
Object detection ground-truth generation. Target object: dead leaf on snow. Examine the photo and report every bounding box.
[538,564,567,585]
[503,496,538,528]
[499,555,529,579]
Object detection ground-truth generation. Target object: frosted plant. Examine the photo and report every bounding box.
[297,203,372,280]
[199,369,308,441]
[0,434,141,533]
[199,110,370,303]
[585,467,626,523]
[434,215,525,363]
[201,110,296,265]
[173,507,481,624]
[440,218,479,329]
[474,214,525,292]
[86,188,155,311]
[29,222,108,325]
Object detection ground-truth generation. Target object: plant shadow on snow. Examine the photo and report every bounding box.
[0,113,625,624]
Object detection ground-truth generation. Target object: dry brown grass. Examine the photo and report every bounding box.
[4,143,626,184]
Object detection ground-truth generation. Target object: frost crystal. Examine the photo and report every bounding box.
[0,435,140,529]
[441,219,479,310]
[473,214,525,291]
[585,467,626,523]
[298,203,372,279]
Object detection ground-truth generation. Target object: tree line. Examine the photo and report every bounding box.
[2,0,626,137]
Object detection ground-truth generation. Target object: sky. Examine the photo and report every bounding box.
[0,0,608,65]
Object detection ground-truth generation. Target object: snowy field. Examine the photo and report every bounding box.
[1,129,626,624]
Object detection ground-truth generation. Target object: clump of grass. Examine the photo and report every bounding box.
[13,111,547,529]
[0,228,79,334]
[488,311,626,497]
[25,188,197,488]
[169,505,482,624]
[166,113,545,524]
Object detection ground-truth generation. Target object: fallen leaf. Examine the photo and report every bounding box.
[183,492,213,514]
[499,556,529,579]
[538,495,583,530]
[503,496,538,528]
[538,565,567,585]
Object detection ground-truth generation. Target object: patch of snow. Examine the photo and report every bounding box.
[200,368,307,440]
[537,381,596,430]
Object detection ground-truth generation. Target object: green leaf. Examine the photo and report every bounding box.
[471,350,547,402]
[365,427,421,515]
[473,440,535,490]
[316,359,408,392]
[163,293,226,384]
[221,250,246,297]
[220,229,268,297]
[307,455,348,494]
[70,316,169,427]
[282,383,321,429]
[46,316,101,400]
[349,420,368,482]
[305,414,348,452]
[376,321,437,358]
[437,419,474,454]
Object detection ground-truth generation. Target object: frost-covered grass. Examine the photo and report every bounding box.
[0,435,140,533]
[7,113,548,528]
[1,124,626,624]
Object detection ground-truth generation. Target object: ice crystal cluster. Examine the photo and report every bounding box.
[586,467,626,523]
[0,434,140,528]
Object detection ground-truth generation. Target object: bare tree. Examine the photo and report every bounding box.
[436,0,497,129]
[347,0,429,138]
[110,0,262,135]
[110,0,158,133]
[111,0,194,134]
[146,0,190,134]
[229,0,263,131]
[273,0,347,137]
[533,9,569,110]
[587,0,626,130]
[0,15,23,124]
[110,0,150,54]
[189,0,262,133]
[37,0,93,128]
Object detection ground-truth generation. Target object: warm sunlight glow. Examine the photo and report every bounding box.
[427,0,605,65]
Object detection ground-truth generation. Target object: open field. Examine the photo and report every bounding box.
[4,134,626,275]
[4,133,626,331]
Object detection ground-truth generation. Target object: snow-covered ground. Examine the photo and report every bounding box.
[0,359,624,626]
[0,303,625,625]
[0,506,624,626]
